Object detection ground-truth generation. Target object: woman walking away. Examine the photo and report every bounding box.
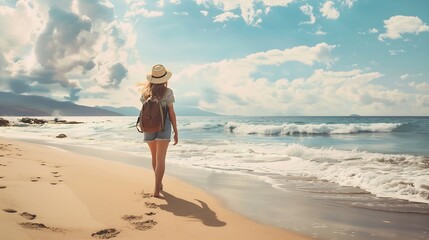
[140,64,178,198]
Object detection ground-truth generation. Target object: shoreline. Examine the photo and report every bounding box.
[0,138,309,240]
[2,137,429,239]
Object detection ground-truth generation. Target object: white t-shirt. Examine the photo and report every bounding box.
[140,88,175,107]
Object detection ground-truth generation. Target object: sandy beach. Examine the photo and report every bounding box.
[0,138,309,240]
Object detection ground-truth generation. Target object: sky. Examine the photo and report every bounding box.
[0,0,428,116]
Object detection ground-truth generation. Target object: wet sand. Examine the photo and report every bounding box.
[37,139,429,240]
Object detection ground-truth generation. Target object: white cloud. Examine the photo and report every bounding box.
[157,0,165,8]
[315,27,327,35]
[416,95,429,107]
[262,0,295,6]
[411,82,429,92]
[173,43,337,115]
[196,0,294,26]
[213,11,239,23]
[300,69,419,115]
[320,1,339,20]
[265,7,270,14]
[125,0,164,18]
[341,0,356,8]
[126,8,163,18]
[401,73,423,81]
[400,74,409,80]
[368,28,378,34]
[388,49,405,56]
[238,2,260,26]
[0,0,142,105]
[77,0,115,23]
[170,41,428,115]
[409,82,429,109]
[378,15,429,41]
[200,10,208,16]
[91,20,137,89]
[244,42,336,66]
[0,0,45,64]
[299,4,315,25]
[174,11,189,16]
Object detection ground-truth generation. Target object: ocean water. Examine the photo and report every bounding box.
[1,116,429,205]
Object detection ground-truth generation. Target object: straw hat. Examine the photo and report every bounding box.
[146,64,172,84]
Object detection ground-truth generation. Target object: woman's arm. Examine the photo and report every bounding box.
[168,104,178,145]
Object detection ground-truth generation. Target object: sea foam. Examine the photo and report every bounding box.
[225,122,402,135]
[1,116,427,204]
[168,142,429,204]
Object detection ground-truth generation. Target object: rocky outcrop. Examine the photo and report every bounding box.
[18,118,83,125]
[56,134,67,138]
[0,118,10,127]
[20,118,48,124]
[53,118,83,124]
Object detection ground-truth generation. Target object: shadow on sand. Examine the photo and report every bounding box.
[159,191,226,227]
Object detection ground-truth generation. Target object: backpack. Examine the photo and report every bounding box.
[136,95,167,133]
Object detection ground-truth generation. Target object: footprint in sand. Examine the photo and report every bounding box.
[0,163,7,166]
[19,222,47,229]
[0,176,4,179]
[145,212,156,216]
[30,177,41,182]
[121,215,143,221]
[131,220,157,231]
[50,183,58,185]
[20,212,37,220]
[52,171,58,174]
[122,215,157,231]
[140,191,151,199]
[91,228,121,239]
[3,208,17,213]
[0,186,6,189]
[19,222,63,233]
[144,202,159,209]
[3,209,37,221]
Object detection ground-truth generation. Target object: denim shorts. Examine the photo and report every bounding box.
[143,117,172,142]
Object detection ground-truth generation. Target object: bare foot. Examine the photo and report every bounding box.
[153,192,162,198]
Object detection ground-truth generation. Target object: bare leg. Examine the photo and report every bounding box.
[147,141,163,191]
[153,140,169,197]
[147,141,157,171]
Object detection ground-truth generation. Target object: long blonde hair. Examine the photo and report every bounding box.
[141,82,167,100]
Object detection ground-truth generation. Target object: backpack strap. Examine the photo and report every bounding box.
[136,115,142,133]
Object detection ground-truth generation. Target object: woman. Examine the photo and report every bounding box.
[140,64,178,198]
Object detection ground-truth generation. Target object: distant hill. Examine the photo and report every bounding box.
[174,105,220,116]
[0,92,121,116]
[97,106,140,116]
[98,105,219,116]
[0,91,220,117]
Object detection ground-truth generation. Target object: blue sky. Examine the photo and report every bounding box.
[0,0,428,115]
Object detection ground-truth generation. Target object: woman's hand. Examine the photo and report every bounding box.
[168,104,179,146]
[173,132,178,146]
